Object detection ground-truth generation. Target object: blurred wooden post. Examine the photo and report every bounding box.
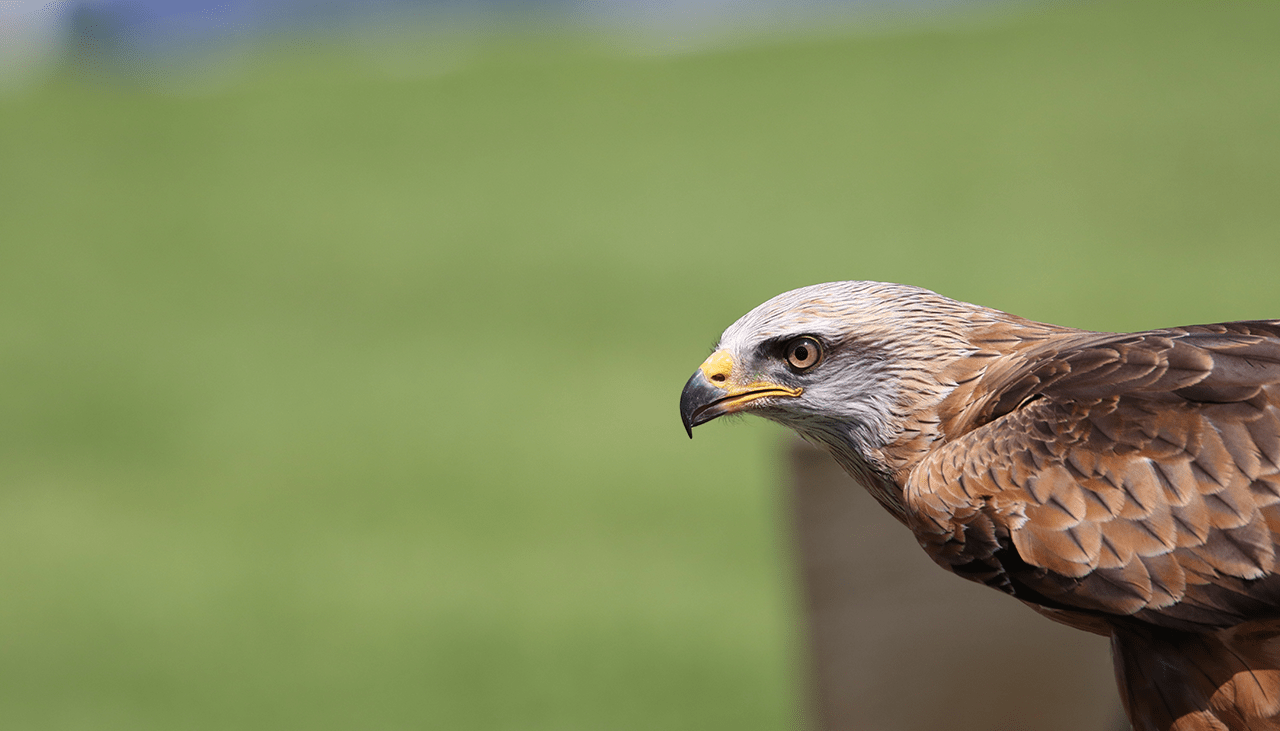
[786,438,1129,731]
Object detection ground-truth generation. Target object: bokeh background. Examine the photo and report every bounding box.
[2,0,1279,728]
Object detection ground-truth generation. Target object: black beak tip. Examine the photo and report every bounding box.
[680,369,720,439]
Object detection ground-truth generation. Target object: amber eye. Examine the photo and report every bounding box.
[785,336,821,370]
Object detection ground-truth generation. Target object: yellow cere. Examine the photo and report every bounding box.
[699,350,736,388]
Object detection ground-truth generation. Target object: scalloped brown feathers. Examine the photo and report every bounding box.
[910,321,1280,731]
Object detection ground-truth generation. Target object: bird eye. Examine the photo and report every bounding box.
[784,337,821,370]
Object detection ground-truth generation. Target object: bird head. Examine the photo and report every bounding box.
[680,281,1001,468]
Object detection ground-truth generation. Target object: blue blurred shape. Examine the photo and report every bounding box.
[3,0,998,90]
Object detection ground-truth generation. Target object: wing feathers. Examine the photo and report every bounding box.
[1151,459,1198,506]
[1099,533,1134,569]
[1142,553,1187,609]
[1209,522,1273,579]
[1113,621,1280,731]
[907,323,1280,631]
[1247,408,1280,471]
[1214,420,1265,481]
[1171,500,1213,546]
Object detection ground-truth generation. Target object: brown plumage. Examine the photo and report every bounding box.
[679,282,1280,731]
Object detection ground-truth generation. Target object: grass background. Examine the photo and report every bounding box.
[1,1,1279,728]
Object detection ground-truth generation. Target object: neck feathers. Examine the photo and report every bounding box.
[817,315,1079,518]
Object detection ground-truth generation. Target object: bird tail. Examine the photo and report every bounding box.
[1111,621,1280,731]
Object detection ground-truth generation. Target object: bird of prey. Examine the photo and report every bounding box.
[680,282,1280,731]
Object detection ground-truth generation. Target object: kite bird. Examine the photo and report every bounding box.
[680,282,1280,731]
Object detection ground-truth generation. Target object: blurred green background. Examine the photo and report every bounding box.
[2,0,1279,728]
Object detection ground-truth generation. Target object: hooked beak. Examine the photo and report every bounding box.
[679,350,802,438]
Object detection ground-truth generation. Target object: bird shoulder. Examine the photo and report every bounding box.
[903,322,1280,630]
